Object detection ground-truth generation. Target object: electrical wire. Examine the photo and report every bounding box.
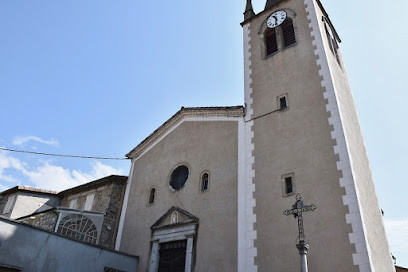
[0,147,129,160]
[245,108,282,122]
[1,108,283,160]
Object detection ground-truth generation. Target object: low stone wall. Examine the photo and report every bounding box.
[0,217,138,272]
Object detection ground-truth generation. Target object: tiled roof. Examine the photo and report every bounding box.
[0,186,58,196]
[0,175,128,197]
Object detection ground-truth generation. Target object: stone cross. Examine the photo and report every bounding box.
[283,193,316,272]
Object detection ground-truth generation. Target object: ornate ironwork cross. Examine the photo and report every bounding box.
[283,193,317,243]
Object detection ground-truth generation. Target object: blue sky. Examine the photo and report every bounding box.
[0,0,407,267]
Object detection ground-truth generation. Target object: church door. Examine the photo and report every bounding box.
[158,240,187,272]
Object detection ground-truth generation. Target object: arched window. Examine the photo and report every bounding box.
[57,214,98,244]
[281,18,296,47]
[263,13,297,58]
[148,187,156,204]
[201,172,209,192]
[265,28,278,56]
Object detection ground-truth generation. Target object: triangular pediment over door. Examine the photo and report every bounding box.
[149,207,199,272]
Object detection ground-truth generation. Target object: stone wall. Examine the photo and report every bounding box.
[99,181,126,249]
[18,210,58,232]
[59,176,127,249]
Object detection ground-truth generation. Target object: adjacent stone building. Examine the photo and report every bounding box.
[57,175,127,249]
[0,186,59,220]
[3,175,127,250]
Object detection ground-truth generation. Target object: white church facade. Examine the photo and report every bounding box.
[114,0,395,271]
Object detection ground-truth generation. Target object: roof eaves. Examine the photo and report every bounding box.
[126,106,244,159]
[0,186,58,197]
[59,175,128,197]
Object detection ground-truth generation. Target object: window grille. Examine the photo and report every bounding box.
[57,214,98,244]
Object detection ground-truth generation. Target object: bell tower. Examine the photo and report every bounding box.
[240,0,395,271]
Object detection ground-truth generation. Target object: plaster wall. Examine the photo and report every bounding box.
[0,193,17,218]
[0,218,138,272]
[5,192,60,220]
[120,120,238,271]
[246,0,357,271]
[312,1,395,271]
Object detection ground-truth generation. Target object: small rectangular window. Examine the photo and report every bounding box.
[84,194,95,211]
[277,94,288,110]
[69,199,78,209]
[279,97,287,109]
[281,173,296,197]
[285,177,293,194]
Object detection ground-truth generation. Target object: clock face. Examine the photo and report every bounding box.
[267,10,287,29]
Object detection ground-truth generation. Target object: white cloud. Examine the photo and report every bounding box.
[89,161,124,178]
[384,218,408,267]
[0,151,125,192]
[12,136,59,147]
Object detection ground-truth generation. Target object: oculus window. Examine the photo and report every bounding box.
[169,165,189,191]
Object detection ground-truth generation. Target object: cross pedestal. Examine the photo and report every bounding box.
[283,193,316,272]
[296,241,309,272]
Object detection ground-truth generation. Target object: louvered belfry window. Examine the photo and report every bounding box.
[282,18,296,47]
[265,28,278,56]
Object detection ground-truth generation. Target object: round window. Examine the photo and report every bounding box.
[169,165,189,191]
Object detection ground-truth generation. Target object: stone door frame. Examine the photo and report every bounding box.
[149,224,196,272]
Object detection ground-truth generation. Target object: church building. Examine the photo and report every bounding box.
[114,0,395,271]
